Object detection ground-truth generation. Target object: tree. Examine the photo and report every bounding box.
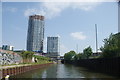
[83,46,93,59]
[20,51,34,63]
[100,33,120,58]
[64,51,76,61]
[33,55,50,61]
[74,53,83,60]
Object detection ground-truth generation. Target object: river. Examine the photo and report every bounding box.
[11,63,116,78]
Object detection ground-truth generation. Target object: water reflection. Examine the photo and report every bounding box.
[11,63,115,78]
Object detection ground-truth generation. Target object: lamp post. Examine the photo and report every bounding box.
[76,44,78,54]
[118,0,120,32]
[95,24,98,53]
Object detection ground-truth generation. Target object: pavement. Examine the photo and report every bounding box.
[0,64,31,69]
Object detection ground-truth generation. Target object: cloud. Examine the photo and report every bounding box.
[71,2,100,11]
[24,1,102,19]
[23,0,118,19]
[70,32,86,40]
[24,8,39,17]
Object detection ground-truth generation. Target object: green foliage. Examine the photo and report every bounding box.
[74,53,83,60]
[33,55,50,62]
[100,33,120,58]
[21,51,34,59]
[64,51,76,61]
[64,47,93,61]
[83,46,93,59]
[20,51,35,63]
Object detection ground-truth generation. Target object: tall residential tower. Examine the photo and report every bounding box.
[47,37,60,58]
[27,15,44,52]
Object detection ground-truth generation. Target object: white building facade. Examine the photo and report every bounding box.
[2,45,14,51]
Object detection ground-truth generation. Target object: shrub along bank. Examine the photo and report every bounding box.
[20,51,52,64]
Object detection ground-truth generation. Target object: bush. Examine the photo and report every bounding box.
[64,51,76,61]
[83,46,93,59]
[20,51,34,63]
[33,55,50,62]
[100,33,120,58]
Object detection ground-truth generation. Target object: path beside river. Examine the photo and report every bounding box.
[0,64,31,69]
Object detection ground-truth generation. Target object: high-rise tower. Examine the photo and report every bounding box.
[47,37,60,58]
[27,15,44,52]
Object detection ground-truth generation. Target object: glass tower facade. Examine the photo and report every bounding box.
[47,37,60,58]
[27,15,44,52]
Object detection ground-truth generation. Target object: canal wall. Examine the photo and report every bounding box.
[65,57,120,77]
[0,69,2,79]
[1,63,53,79]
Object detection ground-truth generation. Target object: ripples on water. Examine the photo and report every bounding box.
[11,63,116,78]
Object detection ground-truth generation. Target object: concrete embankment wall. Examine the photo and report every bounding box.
[65,57,120,77]
[1,63,53,79]
[0,70,2,79]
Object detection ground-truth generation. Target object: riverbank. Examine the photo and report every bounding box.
[0,62,53,79]
[64,57,120,77]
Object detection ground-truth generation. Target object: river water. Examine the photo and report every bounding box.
[11,63,116,78]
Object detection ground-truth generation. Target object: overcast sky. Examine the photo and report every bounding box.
[1,0,118,56]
